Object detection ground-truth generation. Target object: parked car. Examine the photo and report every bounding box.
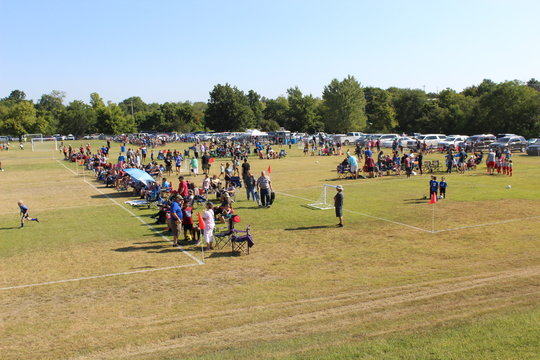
[332,132,364,145]
[53,134,66,141]
[405,134,446,148]
[527,138,540,145]
[526,142,540,156]
[460,134,496,150]
[380,135,407,148]
[488,135,528,152]
[66,134,75,140]
[438,135,467,150]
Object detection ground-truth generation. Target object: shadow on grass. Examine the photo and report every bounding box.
[0,226,21,230]
[285,225,336,231]
[234,205,260,210]
[403,197,429,204]
[91,191,133,199]
[113,244,167,252]
[206,251,239,258]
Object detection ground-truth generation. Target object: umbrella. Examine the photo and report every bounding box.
[124,168,156,185]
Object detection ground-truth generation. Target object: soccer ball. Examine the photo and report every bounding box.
[507,185,511,189]
[315,161,319,164]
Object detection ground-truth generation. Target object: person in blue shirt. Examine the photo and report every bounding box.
[168,196,183,246]
[346,154,358,179]
[18,200,39,228]
[439,177,447,199]
[429,176,439,199]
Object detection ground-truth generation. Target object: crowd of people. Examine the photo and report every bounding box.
[59,138,276,250]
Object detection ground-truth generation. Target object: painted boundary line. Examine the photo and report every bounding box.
[0,263,199,291]
[276,190,540,234]
[56,160,204,265]
[275,190,432,233]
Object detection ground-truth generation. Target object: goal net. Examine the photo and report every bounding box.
[307,184,337,210]
[32,137,58,151]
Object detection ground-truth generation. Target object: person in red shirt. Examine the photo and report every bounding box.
[182,202,194,241]
[177,176,189,199]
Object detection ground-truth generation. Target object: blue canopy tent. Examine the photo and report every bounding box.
[124,168,156,185]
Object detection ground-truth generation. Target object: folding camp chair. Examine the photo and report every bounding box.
[231,225,254,255]
[424,160,432,173]
[214,226,233,250]
[431,160,440,172]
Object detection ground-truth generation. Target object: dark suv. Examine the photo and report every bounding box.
[489,136,529,152]
[461,134,496,150]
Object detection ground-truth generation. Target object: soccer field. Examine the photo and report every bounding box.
[1,142,539,360]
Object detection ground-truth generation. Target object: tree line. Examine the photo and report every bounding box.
[1,77,539,139]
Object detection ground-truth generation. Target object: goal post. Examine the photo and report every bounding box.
[32,137,58,151]
[307,184,338,210]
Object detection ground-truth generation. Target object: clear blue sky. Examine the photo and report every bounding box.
[1,0,538,104]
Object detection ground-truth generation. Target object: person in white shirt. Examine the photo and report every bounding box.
[202,202,215,249]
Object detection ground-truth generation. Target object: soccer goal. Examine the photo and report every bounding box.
[307,184,337,210]
[32,137,58,151]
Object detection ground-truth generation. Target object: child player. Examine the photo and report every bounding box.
[429,176,439,200]
[182,201,194,241]
[439,176,447,199]
[18,200,39,228]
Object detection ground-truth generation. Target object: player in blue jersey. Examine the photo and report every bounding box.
[18,200,39,228]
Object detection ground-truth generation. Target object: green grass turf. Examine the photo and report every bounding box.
[0,140,538,359]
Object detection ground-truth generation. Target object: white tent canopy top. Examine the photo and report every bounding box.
[244,129,268,137]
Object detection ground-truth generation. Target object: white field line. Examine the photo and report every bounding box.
[0,263,200,291]
[433,215,540,233]
[275,190,433,233]
[56,160,204,265]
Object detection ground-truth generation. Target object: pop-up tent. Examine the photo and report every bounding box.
[124,168,156,185]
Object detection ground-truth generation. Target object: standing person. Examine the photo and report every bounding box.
[439,177,447,199]
[417,152,423,175]
[18,200,39,228]
[429,176,439,199]
[244,171,256,202]
[182,201,194,241]
[486,148,496,175]
[202,202,215,250]
[241,158,250,181]
[175,153,183,174]
[177,176,189,199]
[190,156,199,177]
[168,196,183,246]
[201,152,210,175]
[334,185,344,227]
[256,171,272,208]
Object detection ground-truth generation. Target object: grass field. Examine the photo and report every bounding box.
[1,141,539,360]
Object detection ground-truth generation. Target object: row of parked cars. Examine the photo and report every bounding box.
[351,133,538,154]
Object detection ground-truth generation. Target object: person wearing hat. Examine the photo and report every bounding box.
[334,186,344,227]
[168,195,183,246]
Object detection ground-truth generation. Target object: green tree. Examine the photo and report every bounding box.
[527,78,540,92]
[321,75,367,133]
[36,90,66,135]
[59,100,96,136]
[205,84,255,131]
[286,87,322,132]
[389,88,428,133]
[262,96,289,131]
[364,87,397,132]
[0,101,41,138]
[247,90,264,128]
[477,81,540,137]
[3,90,27,103]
